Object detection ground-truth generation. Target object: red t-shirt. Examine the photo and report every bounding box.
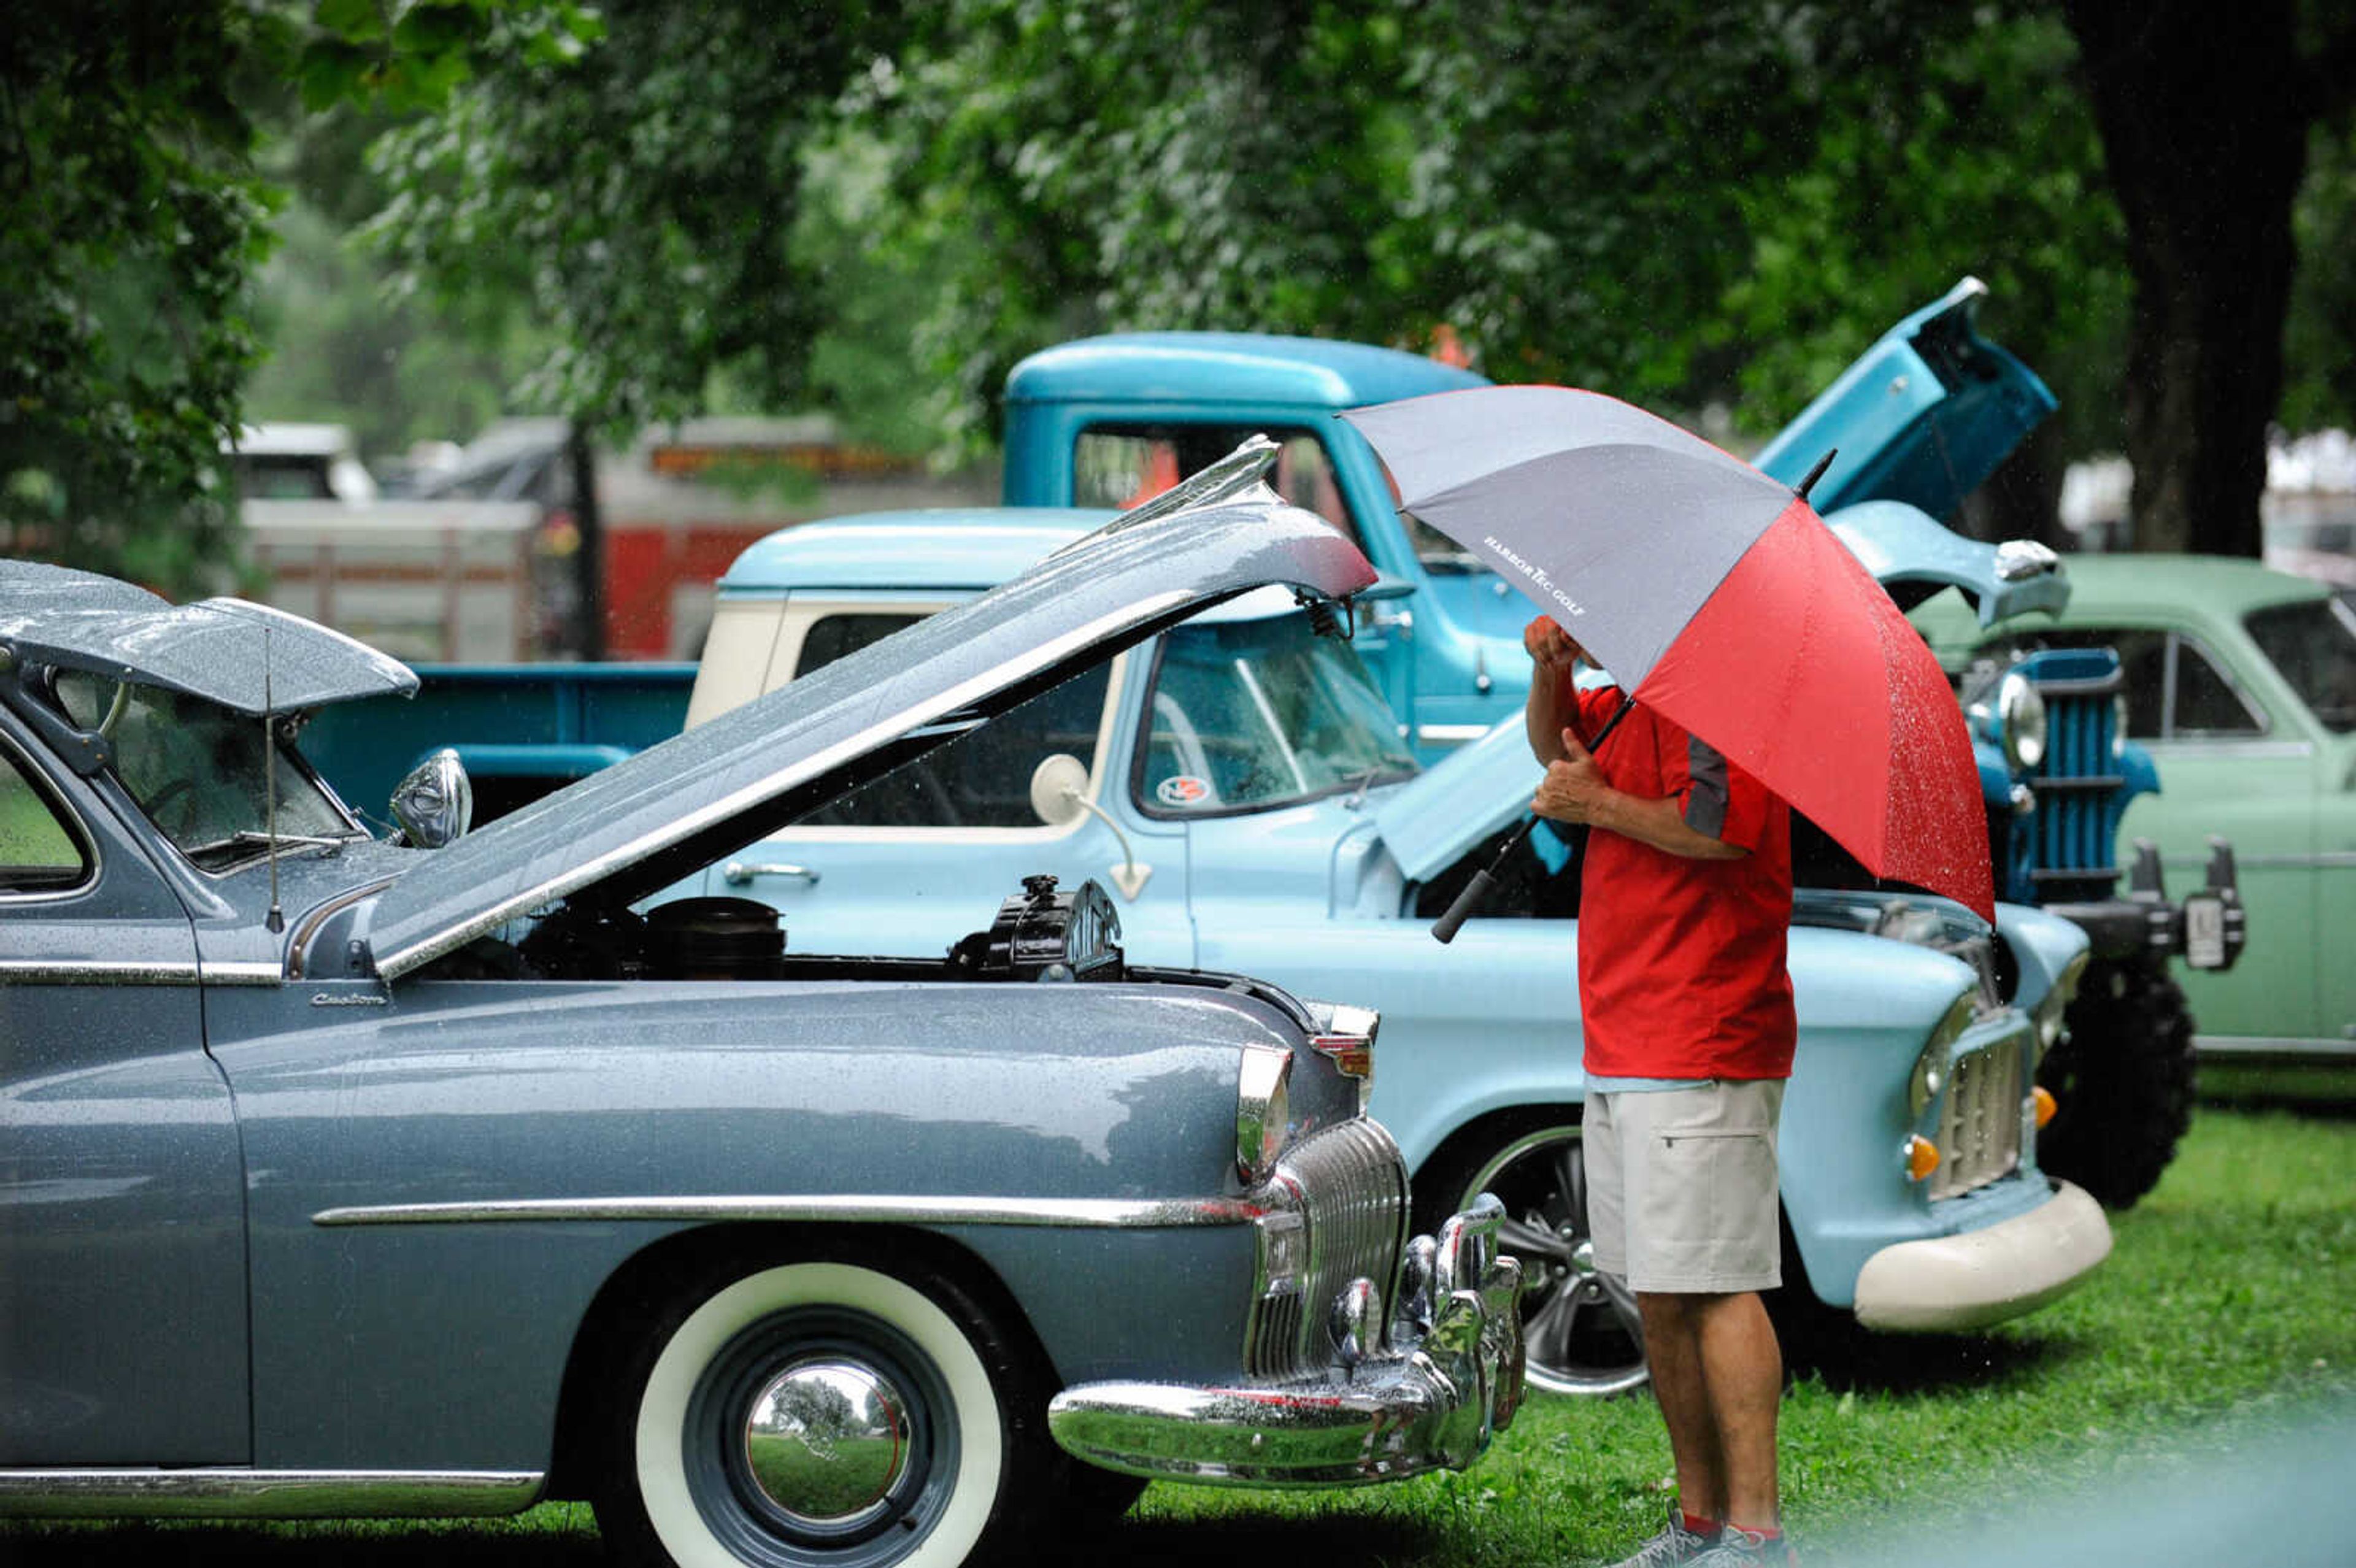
[1562,684,1796,1080]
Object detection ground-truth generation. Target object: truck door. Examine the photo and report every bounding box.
[699,600,1193,959]
[0,722,249,1464]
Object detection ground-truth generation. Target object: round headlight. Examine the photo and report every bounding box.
[1998,671,2047,771]
[1910,992,1976,1118]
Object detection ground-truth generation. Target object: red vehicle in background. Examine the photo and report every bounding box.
[237,418,990,662]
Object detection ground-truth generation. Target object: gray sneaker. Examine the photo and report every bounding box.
[1604,1507,1717,1568]
[1689,1524,1797,1567]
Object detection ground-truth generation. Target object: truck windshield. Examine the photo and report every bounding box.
[2246,595,2356,732]
[52,672,358,865]
[1136,612,1417,817]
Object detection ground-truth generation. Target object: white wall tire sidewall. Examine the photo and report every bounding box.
[633,1261,1005,1568]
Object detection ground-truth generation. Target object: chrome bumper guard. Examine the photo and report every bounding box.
[1045,1198,1526,1486]
[1853,1178,2112,1332]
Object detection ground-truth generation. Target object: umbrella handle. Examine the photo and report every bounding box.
[1431,694,1634,943]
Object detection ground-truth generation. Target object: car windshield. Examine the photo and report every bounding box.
[2244,596,2356,732]
[52,672,357,864]
[1136,610,1417,815]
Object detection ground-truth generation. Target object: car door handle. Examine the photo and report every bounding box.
[723,861,821,886]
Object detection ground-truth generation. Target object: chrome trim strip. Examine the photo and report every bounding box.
[373,593,1196,982]
[289,877,394,979]
[1415,723,1492,744]
[201,960,285,986]
[2162,850,2356,871]
[0,1468,542,1519]
[0,959,201,985]
[0,958,283,986]
[314,1192,1265,1229]
[2195,1034,2356,1061]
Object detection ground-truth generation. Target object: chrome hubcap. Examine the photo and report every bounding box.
[744,1358,913,1526]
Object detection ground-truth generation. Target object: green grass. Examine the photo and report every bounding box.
[10,1107,2354,1566]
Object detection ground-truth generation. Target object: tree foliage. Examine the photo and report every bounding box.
[368,0,904,436]
[0,0,590,593]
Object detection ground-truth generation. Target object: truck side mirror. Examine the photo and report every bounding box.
[391,748,473,848]
[1027,753,1151,899]
[1029,753,1090,828]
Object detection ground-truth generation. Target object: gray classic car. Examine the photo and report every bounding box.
[0,494,1522,1567]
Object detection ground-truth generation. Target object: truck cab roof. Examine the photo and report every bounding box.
[1006,332,1488,411]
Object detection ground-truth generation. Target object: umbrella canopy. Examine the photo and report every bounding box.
[1342,384,1993,921]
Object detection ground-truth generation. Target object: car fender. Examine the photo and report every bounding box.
[212,980,1306,1471]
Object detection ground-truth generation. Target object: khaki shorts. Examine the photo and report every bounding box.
[1586,1078,1785,1294]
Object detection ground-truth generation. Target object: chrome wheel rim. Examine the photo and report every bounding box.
[684,1307,955,1566]
[1463,1124,1649,1396]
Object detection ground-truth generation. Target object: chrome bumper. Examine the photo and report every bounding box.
[1045,1205,1525,1487]
[1853,1178,2112,1332]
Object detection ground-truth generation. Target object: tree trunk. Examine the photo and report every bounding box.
[2062,0,2309,558]
[1972,418,2073,552]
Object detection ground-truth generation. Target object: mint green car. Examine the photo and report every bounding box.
[1917,557,2356,1070]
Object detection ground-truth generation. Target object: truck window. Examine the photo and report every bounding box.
[0,743,88,892]
[1074,427,1363,551]
[1134,612,1415,818]
[796,663,1116,831]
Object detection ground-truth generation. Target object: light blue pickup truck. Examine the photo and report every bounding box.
[662,446,2111,1399]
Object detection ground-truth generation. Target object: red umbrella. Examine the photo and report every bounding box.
[1341,384,1993,927]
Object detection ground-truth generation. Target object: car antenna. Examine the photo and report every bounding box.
[264,622,283,934]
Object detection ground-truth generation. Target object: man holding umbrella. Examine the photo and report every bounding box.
[1525,615,1797,1568]
[1344,384,1996,1568]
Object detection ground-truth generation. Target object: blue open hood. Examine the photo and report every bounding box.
[1751,276,2057,521]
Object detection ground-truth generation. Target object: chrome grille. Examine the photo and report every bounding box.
[1930,1030,2027,1200]
[1242,1118,1410,1380]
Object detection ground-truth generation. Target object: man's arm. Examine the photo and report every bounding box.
[1531,727,1747,861]
[1524,617,1583,765]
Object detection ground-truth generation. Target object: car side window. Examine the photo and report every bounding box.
[0,744,90,893]
[2169,637,2265,736]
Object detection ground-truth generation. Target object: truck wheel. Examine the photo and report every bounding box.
[1414,1118,1650,1397]
[2034,955,2195,1210]
[592,1251,1061,1568]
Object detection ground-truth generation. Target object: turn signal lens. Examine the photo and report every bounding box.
[2033,1085,2058,1129]
[1905,1135,1942,1182]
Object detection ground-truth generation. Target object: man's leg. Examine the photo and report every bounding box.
[1638,1289,1782,1532]
[1638,1291,1726,1523]
[1690,1289,1780,1530]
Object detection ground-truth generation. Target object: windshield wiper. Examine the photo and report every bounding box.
[183,829,357,863]
[1344,761,1419,809]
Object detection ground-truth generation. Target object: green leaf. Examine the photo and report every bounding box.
[315,0,387,44]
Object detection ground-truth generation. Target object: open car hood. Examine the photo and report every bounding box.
[0,559,418,714]
[1825,499,2069,626]
[1751,277,2057,521]
[1369,718,1547,884]
[366,480,1376,980]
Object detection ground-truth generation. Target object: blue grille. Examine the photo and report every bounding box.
[2013,648,2127,903]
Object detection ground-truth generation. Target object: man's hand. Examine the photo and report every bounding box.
[1533,726,1610,824]
[1523,615,1587,672]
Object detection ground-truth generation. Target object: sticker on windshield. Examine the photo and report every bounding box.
[1156,775,1211,808]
